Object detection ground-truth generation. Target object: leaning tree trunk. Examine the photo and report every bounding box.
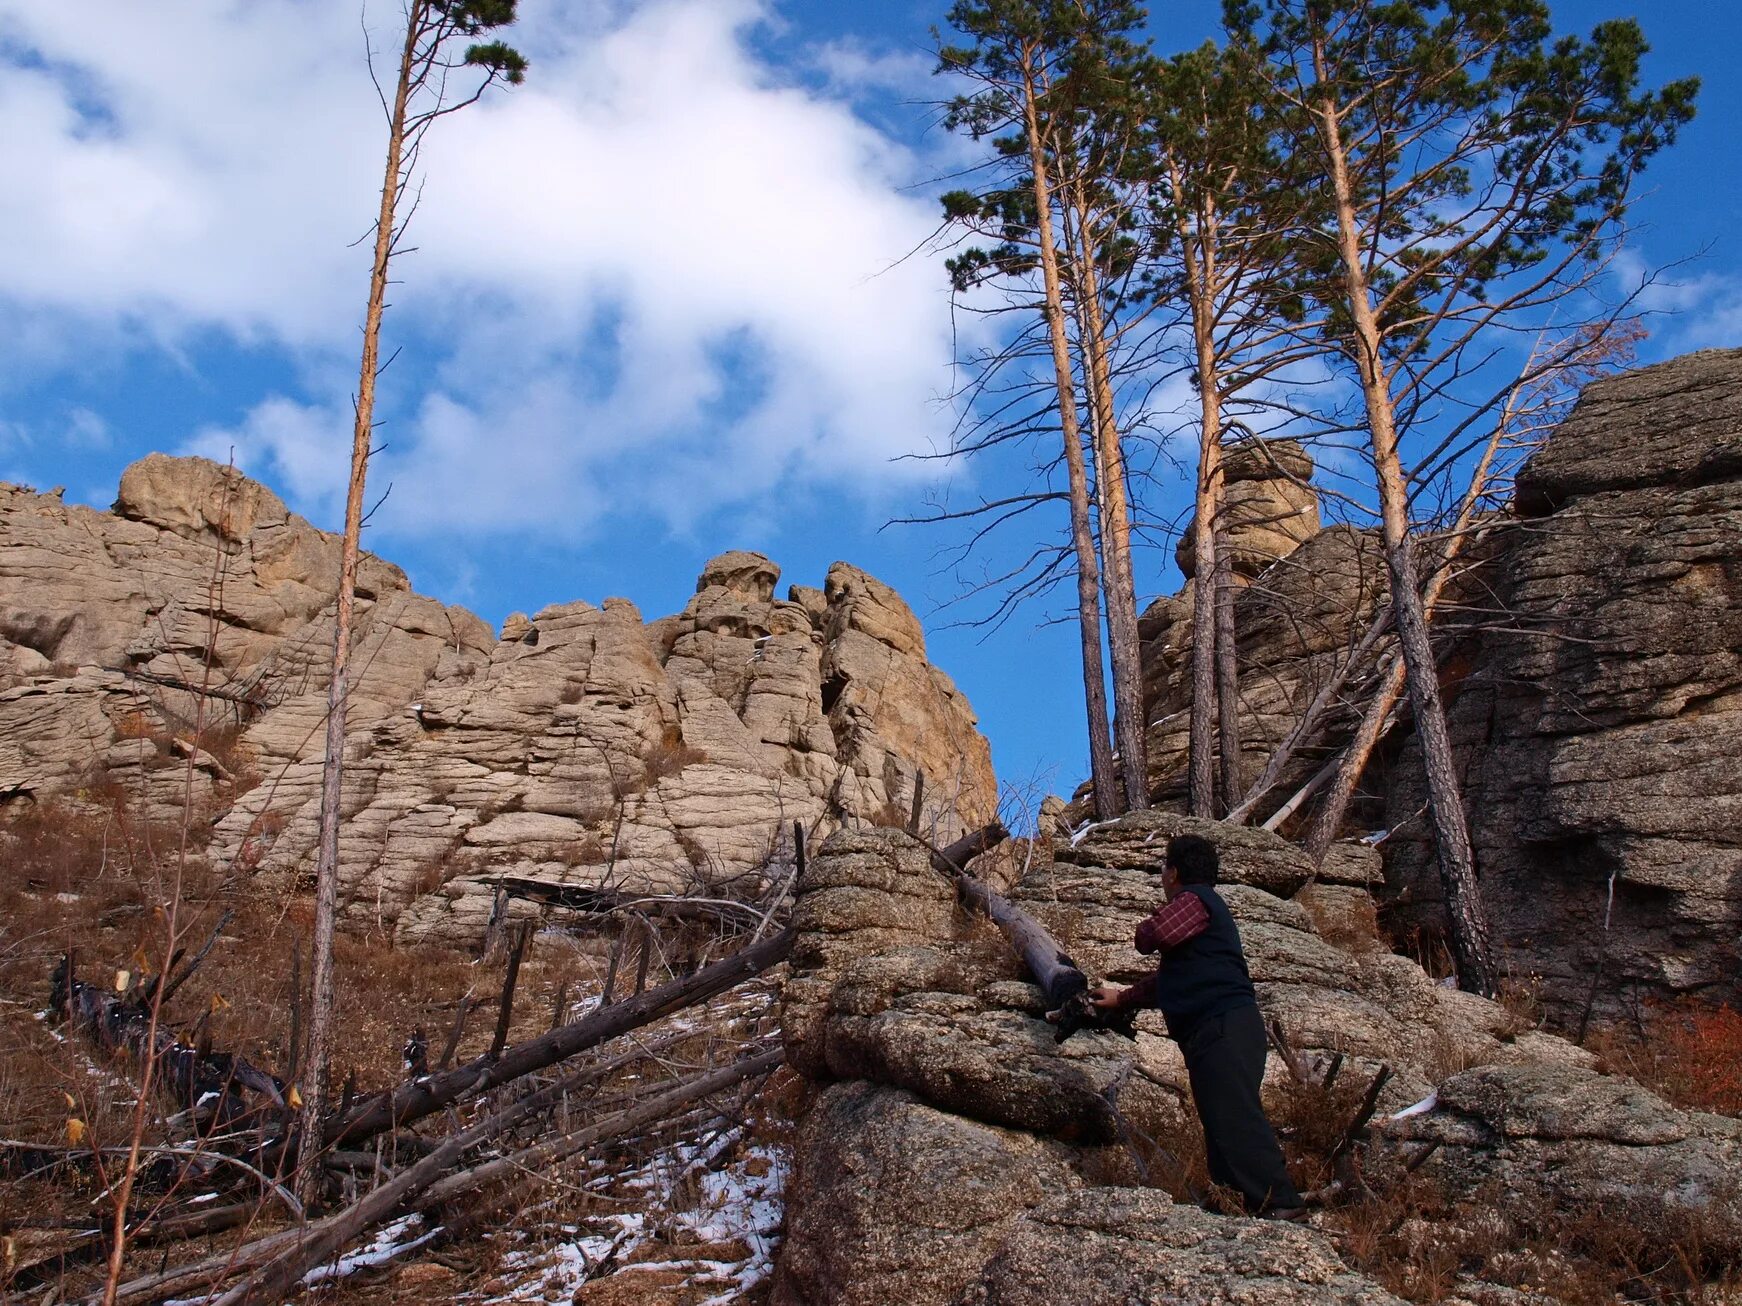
[1316,90,1498,997]
[1021,50,1118,819]
[299,1,426,1197]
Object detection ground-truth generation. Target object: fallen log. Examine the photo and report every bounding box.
[415,1044,783,1209]
[216,1045,782,1305]
[923,822,1130,1043]
[0,1141,300,1219]
[323,925,795,1148]
[50,955,288,1129]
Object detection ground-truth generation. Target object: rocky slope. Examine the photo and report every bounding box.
[772,818,1742,1304]
[0,456,997,945]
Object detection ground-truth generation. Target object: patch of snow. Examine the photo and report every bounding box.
[302,1213,436,1287]
[1390,1089,1440,1121]
[1068,818,1114,848]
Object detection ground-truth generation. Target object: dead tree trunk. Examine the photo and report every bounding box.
[956,876,1086,1010]
[323,925,794,1148]
[1225,603,1392,824]
[299,1,425,1200]
[926,822,1126,1040]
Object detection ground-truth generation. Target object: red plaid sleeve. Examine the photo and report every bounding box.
[1134,892,1210,955]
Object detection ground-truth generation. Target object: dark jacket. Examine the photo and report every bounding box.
[1144,883,1258,1044]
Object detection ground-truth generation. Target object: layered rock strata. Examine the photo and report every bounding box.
[0,458,997,946]
[1140,438,1388,811]
[1137,350,1742,1015]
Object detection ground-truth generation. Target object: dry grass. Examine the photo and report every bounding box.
[642,735,708,785]
[1587,997,1742,1118]
[1321,1163,1742,1304]
[1296,884,1386,954]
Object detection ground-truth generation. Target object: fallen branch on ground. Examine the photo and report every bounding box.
[323,925,794,1148]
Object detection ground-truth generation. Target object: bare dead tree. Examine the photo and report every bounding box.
[300,0,526,1200]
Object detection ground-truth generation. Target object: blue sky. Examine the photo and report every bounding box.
[1,0,1736,801]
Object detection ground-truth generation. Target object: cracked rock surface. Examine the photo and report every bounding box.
[0,457,997,946]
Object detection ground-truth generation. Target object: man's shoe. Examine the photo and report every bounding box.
[1261,1206,1310,1223]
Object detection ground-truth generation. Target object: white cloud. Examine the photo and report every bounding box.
[1613,249,1742,357]
[64,407,111,450]
[0,0,976,539]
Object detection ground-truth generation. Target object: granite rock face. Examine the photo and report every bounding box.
[773,818,1742,1304]
[0,456,488,827]
[1383,348,1742,1014]
[1174,438,1323,581]
[963,1189,1406,1306]
[0,457,998,946]
[1142,516,1389,810]
[1136,350,1742,1015]
[1383,1064,1742,1259]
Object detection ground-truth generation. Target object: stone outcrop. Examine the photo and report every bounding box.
[773,817,1742,1303]
[0,456,998,946]
[1383,1063,1742,1259]
[1383,348,1742,1014]
[0,455,487,827]
[1137,434,1391,815]
[1174,438,1322,581]
[963,1190,1405,1306]
[1136,350,1742,1016]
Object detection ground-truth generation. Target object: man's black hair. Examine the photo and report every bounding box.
[1165,834,1219,885]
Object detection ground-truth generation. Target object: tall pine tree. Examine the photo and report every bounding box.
[299,0,526,1200]
[1227,0,1696,995]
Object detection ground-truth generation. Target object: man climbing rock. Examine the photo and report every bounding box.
[1088,834,1303,1217]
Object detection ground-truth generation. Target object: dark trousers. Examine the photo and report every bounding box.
[1181,1002,1302,1213]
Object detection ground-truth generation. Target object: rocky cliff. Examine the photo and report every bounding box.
[0,456,997,945]
[1385,348,1742,1015]
[1137,349,1742,1017]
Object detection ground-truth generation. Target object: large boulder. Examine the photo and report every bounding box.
[771,820,1651,1304]
[1143,523,1390,809]
[1384,1063,1742,1258]
[1175,438,1323,581]
[771,1082,1083,1306]
[963,1188,1406,1306]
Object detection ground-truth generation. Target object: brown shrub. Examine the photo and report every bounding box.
[861,800,910,830]
[1589,997,1742,1118]
[641,738,707,785]
[112,710,162,742]
[1296,884,1385,953]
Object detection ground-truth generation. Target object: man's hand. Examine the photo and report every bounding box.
[1086,984,1122,1012]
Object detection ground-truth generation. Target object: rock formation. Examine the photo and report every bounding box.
[772,817,1742,1303]
[1384,348,1742,1016]
[1139,439,1388,811]
[0,456,997,946]
[1136,350,1742,1017]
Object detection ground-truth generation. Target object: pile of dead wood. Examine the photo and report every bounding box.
[6,822,1046,1302]
[14,916,796,1300]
